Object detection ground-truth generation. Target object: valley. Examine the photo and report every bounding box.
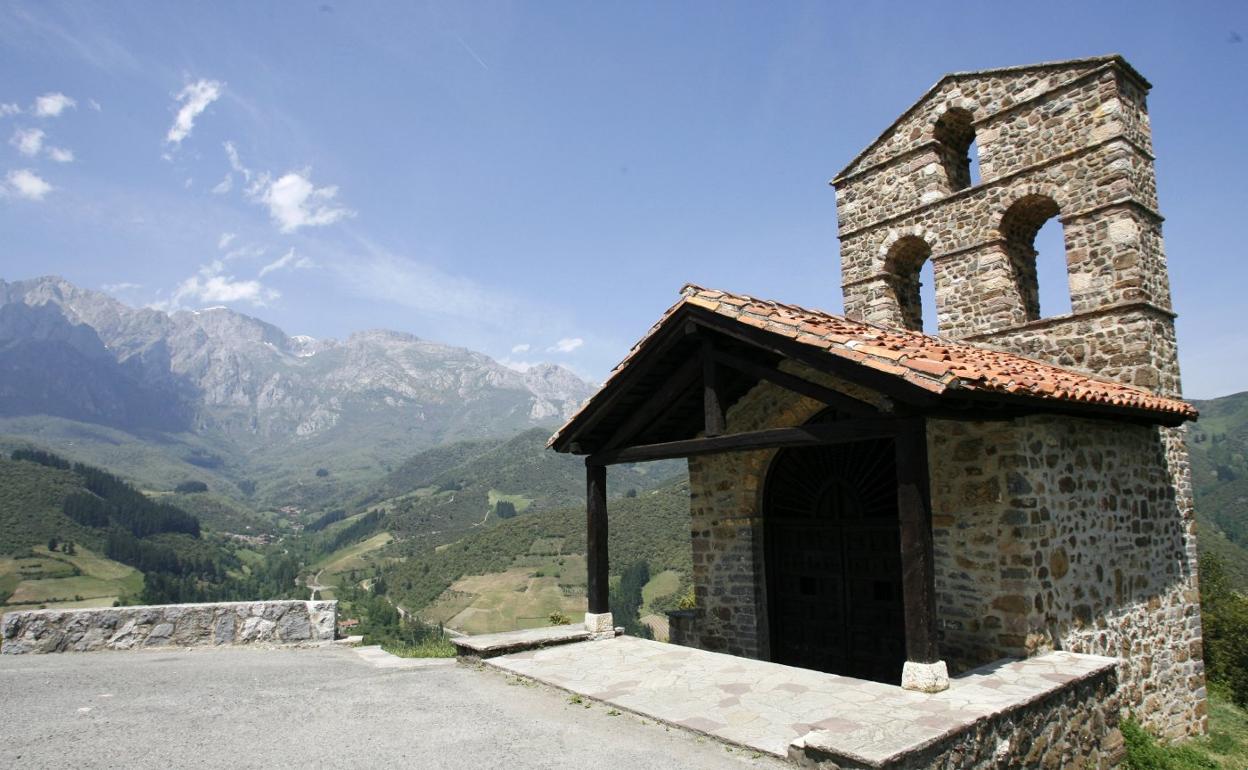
[3,278,1247,658]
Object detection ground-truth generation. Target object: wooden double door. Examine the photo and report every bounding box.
[764,437,906,684]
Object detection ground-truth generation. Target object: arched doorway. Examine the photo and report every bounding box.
[763,429,906,683]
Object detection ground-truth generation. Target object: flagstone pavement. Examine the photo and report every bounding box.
[485,635,1118,762]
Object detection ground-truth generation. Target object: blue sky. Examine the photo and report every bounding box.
[0,1,1244,398]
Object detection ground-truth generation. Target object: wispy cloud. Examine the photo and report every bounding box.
[254,170,354,233]
[87,99,102,112]
[102,282,142,293]
[10,127,44,156]
[33,92,75,118]
[166,260,278,308]
[47,146,73,163]
[218,232,237,250]
[511,343,531,354]
[0,103,21,117]
[166,79,223,146]
[211,173,232,194]
[548,337,584,353]
[3,168,52,200]
[259,247,315,277]
[225,141,250,181]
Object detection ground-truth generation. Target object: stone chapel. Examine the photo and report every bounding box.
[549,55,1205,739]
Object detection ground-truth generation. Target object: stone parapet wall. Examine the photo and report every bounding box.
[792,657,1122,769]
[1,600,337,654]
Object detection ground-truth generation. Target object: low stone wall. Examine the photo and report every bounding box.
[791,656,1122,769]
[1,600,337,654]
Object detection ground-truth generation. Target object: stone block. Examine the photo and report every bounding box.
[901,659,950,693]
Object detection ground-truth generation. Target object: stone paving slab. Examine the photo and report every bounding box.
[451,624,593,658]
[485,635,1118,761]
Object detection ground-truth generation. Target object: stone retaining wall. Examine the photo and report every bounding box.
[791,660,1122,769]
[1,600,337,654]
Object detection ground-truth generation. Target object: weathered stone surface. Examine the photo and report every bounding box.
[1,601,337,654]
[678,55,1204,745]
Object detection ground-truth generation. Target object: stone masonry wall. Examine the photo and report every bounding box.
[929,415,1205,738]
[684,366,887,660]
[833,57,1177,399]
[792,662,1122,769]
[1,600,337,654]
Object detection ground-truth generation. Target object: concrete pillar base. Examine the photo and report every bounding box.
[901,660,950,693]
[584,612,615,638]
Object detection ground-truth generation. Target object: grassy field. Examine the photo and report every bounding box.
[487,489,533,513]
[422,555,588,635]
[1,545,142,608]
[641,569,681,613]
[312,532,395,579]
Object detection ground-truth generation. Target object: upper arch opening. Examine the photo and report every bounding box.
[933,108,979,192]
[999,194,1071,321]
[883,235,934,332]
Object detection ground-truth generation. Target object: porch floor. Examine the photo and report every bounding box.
[484,635,1117,763]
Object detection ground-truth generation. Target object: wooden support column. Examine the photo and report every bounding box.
[895,417,939,665]
[703,340,725,436]
[586,461,609,615]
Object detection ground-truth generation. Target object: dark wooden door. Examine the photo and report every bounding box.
[764,437,906,684]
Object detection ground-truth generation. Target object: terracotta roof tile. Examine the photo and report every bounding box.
[548,285,1197,448]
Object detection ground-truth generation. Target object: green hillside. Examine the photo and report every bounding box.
[0,449,303,609]
[380,478,693,624]
[367,428,683,550]
[1191,392,1248,587]
[0,456,105,554]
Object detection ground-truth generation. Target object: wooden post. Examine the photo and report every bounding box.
[703,340,725,436]
[895,418,938,664]
[586,461,609,615]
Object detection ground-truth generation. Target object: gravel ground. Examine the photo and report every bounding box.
[0,644,786,769]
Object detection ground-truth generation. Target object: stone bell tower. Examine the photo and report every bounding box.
[831,55,1181,399]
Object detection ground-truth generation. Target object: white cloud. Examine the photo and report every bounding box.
[88,99,102,112]
[165,79,223,146]
[4,169,53,200]
[169,261,277,307]
[218,232,237,250]
[255,171,353,233]
[259,248,315,277]
[46,146,74,162]
[0,103,21,117]
[102,282,142,293]
[548,337,584,353]
[511,343,531,354]
[10,127,44,156]
[224,141,250,180]
[211,173,232,194]
[33,92,76,118]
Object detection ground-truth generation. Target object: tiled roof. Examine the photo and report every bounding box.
[550,285,1196,448]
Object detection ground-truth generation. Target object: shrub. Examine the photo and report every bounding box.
[175,480,209,494]
[548,611,572,626]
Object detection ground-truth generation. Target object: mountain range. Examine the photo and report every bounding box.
[0,276,594,504]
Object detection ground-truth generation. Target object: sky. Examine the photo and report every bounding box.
[0,1,1245,398]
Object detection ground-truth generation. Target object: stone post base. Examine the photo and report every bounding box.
[584,612,615,639]
[901,660,950,693]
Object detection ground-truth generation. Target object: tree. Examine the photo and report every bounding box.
[1201,552,1248,705]
[494,500,517,519]
[175,480,209,494]
[315,468,330,478]
[63,541,75,555]
[47,536,59,552]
